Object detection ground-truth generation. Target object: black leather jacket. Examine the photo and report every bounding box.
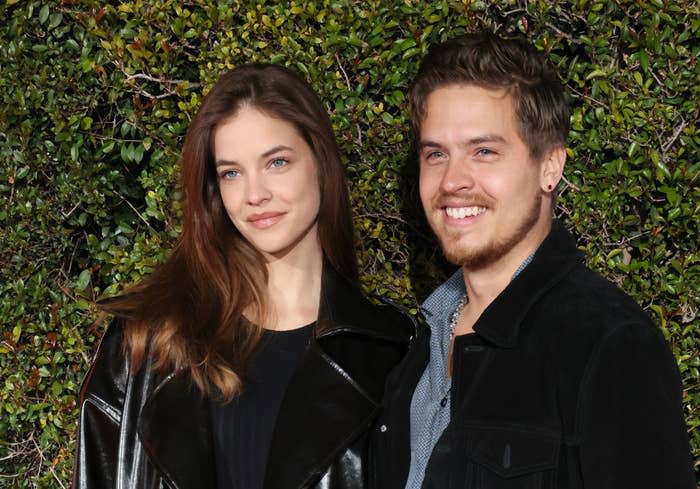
[72,266,414,489]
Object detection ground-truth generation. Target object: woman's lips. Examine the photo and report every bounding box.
[247,211,285,229]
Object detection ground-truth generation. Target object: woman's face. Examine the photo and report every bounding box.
[213,106,322,261]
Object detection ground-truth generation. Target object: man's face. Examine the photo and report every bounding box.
[418,84,552,270]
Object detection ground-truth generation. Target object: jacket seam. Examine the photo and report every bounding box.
[453,421,562,440]
[316,321,412,344]
[135,369,183,489]
[315,343,379,405]
[82,394,122,425]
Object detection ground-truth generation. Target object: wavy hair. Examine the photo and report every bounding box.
[101,64,357,401]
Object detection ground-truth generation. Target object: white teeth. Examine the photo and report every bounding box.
[445,206,485,219]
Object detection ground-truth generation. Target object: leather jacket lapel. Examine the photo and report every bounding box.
[138,371,217,489]
[263,341,378,489]
[263,265,412,489]
[131,265,411,489]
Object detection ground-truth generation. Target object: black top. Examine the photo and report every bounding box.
[210,323,314,489]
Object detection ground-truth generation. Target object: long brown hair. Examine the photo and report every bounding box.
[100,64,358,401]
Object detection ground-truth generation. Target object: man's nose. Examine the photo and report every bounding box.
[439,158,475,194]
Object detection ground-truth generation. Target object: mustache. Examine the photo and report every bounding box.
[433,191,494,209]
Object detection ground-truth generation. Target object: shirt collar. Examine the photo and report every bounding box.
[420,268,466,320]
[420,251,535,320]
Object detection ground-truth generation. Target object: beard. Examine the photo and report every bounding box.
[435,192,542,270]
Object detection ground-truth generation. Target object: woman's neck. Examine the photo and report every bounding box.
[263,239,323,331]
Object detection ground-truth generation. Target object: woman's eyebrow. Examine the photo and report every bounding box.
[215,145,295,167]
[261,144,294,158]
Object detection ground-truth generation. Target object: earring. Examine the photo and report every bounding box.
[547,184,552,190]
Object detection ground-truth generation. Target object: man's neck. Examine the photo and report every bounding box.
[456,219,552,334]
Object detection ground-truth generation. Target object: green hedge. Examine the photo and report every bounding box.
[1,1,698,485]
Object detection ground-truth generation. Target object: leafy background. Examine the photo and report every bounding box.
[1,0,698,486]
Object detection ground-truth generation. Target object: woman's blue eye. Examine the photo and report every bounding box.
[220,169,240,179]
[270,158,288,168]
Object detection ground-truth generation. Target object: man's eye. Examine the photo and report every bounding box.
[476,148,496,156]
[427,151,446,160]
[270,158,288,168]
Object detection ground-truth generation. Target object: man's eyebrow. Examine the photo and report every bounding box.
[464,134,507,145]
[418,140,444,150]
[215,145,294,167]
[418,134,507,150]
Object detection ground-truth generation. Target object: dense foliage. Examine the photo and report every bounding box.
[1,0,698,486]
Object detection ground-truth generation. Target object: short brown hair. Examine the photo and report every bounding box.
[410,32,570,159]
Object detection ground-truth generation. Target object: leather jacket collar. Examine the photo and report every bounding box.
[138,263,413,489]
[316,264,411,341]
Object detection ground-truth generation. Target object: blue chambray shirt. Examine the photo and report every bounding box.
[405,254,534,489]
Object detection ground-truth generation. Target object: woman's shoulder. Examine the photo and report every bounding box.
[325,289,416,345]
[77,317,132,412]
[98,314,127,347]
[321,265,417,344]
[365,297,417,344]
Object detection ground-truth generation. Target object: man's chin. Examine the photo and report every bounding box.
[442,247,497,269]
[439,238,487,267]
[439,234,509,270]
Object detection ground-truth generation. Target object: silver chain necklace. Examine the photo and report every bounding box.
[449,293,467,339]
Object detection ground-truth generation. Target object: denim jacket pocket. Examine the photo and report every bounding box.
[468,427,559,477]
[449,427,560,489]
[422,426,560,489]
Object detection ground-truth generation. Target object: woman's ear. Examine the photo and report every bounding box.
[540,146,567,192]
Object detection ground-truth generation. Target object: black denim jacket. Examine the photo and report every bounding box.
[72,265,414,489]
[371,220,695,489]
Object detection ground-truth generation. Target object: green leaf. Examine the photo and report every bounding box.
[12,325,21,342]
[38,5,49,24]
[48,13,63,30]
[101,141,115,154]
[585,69,606,80]
[76,269,91,290]
[15,166,29,179]
[638,50,650,72]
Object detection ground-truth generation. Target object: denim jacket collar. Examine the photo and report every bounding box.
[473,220,583,348]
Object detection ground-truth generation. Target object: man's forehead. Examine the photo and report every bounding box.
[426,83,512,103]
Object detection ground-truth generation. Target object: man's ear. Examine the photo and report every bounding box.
[540,146,567,192]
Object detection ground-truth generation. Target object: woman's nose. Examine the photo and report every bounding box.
[246,173,272,205]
